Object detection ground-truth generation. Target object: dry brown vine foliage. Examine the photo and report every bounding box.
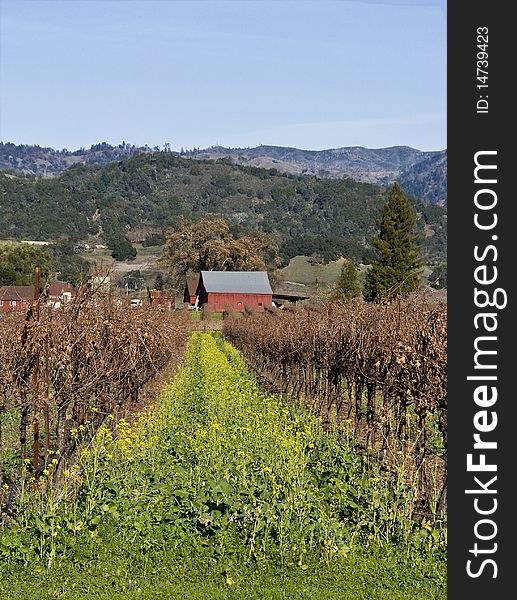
[0,288,189,492]
[223,296,447,516]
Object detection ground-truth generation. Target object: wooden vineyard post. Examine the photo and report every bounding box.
[43,338,50,459]
[32,267,41,478]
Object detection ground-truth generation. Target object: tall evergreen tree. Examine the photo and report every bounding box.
[333,259,362,301]
[363,183,422,302]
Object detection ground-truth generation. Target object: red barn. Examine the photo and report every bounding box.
[196,271,273,312]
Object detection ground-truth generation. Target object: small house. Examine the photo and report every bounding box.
[0,282,76,312]
[47,281,76,307]
[0,286,34,312]
[196,271,273,312]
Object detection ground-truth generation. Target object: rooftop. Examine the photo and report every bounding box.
[0,285,34,301]
[199,271,272,295]
[273,281,311,300]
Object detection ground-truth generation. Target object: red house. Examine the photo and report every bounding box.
[0,282,76,312]
[0,286,34,312]
[47,281,76,307]
[196,271,273,312]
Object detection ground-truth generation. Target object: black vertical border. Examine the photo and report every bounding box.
[448,2,514,597]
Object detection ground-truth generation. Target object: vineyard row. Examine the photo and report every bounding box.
[223,297,447,517]
[0,289,189,509]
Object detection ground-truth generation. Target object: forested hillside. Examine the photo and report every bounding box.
[0,152,446,264]
[398,151,447,205]
[1,142,448,205]
[0,141,157,176]
[191,145,448,205]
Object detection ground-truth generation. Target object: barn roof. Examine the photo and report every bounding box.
[185,276,199,296]
[199,271,272,295]
[272,281,311,301]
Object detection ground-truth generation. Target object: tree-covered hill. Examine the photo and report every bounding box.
[191,145,448,205]
[0,141,158,177]
[1,142,447,205]
[0,152,446,264]
[397,150,447,206]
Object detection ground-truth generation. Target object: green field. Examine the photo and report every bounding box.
[279,255,346,287]
[0,333,445,599]
[1,554,445,600]
[279,255,436,291]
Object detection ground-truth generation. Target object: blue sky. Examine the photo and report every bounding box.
[0,0,446,152]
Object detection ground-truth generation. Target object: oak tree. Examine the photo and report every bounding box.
[159,218,280,287]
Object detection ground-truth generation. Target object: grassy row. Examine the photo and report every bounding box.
[0,332,445,598]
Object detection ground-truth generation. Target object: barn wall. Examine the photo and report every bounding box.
[183,284,198,305]
[206,293,272,312]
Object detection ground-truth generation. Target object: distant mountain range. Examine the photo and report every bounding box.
[191,145,447,206]
[0,142,447,205]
